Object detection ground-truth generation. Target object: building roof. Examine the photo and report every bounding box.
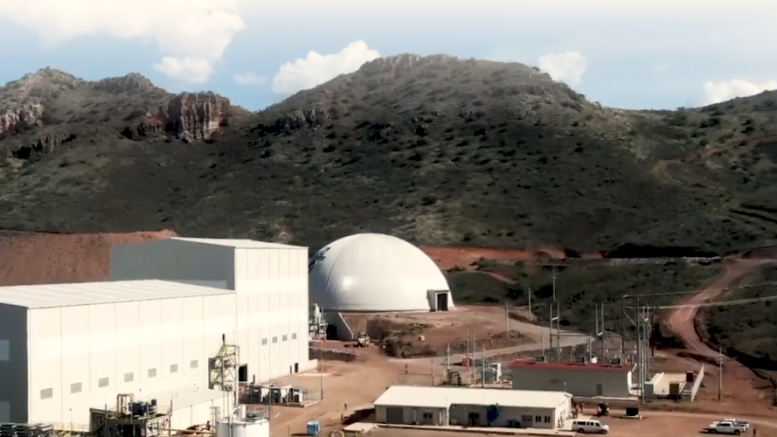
[373,385,570,409]
[172,237,306,249]
[0,280,233,309]
[510,360,634,373]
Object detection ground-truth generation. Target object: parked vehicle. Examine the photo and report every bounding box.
[572,419,609,434]
[702,421,747,434]
[722,418,750,431]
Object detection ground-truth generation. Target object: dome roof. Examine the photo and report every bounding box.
[309,233,453,312]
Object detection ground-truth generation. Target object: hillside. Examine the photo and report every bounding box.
[703,264,777,365]
[1,55,777,253]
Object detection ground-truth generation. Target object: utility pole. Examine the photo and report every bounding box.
[431,358,435,385]
[527,286,532,318]
[588,334,593,362]
[505,302,510,338]
[718,346,723,401]
[319,348,324,400]
[446,343,451,372]
[472,333,477,380]
[551,265,557,301]
[636,296,643,402]
[481,344,486,388]
[620,297,625,360]
[595,303,605,361]
[465,330,470,369]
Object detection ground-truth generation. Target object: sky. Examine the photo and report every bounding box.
[0,0,775,111]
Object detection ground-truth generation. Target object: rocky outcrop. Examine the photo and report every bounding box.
[9,132,76,160]
[0,104,44,139]
[92,73,156,94]
[121,92,230,142]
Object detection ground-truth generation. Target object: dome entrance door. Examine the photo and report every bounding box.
[428,290,450,311]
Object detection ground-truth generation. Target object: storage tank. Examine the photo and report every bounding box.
[217,412,269,437]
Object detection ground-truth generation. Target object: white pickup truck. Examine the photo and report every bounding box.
[702,420,748,434]
[722,419,750,431]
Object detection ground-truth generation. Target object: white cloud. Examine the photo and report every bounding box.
[537,51,588,86]
[154,57,214,83]
[701,79,777,105]
[271,41,380,95]
[0,0,246,83]
[233,73,268,85]
[652,62,669,73]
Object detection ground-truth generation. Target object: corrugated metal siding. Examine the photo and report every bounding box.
[511,367,630,397]
[26,293,235,427]
[0,303,28,422]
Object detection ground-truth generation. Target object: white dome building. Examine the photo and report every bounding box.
[308,233,454,312]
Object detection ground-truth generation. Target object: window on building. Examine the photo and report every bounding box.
[291,333,297,340]
[98,377,109,388]
[148,368,157,378]
[535,416,541,423]
[423,412,433,419]
[40,388,53,400]
[262,338,268,345]
[272,337,278,343]
[544,416,550,423]
[282,335,288,342]
[170,364,178,373]
[190,360,198,369]
[124,372,134,383]
[70,382,82,394]
[0,339,9,361]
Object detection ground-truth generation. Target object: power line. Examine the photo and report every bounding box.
[648,294,777,309]
[622,280,777,299]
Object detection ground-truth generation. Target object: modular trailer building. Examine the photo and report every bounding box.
[510,360,634,397]
[373,386,572,430]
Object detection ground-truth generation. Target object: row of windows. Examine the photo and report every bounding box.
[39,331,301,400]
[521,415,551,423]
[260,333,297,345]
[40,360,200,400]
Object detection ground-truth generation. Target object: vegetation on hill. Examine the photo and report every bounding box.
[703,265,777,363]
[448,259,722,334]
[0,55,776,254]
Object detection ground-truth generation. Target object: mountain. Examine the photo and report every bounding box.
[1,56,777,253]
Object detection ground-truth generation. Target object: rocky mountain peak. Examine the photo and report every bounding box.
[92,73,157,94]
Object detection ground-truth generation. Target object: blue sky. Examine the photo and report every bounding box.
[0,0,775,111]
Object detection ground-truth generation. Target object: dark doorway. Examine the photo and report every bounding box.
[238,365,248,382]
[468,412,480,426]
[326,324,338,340]
[294,363,299,373]
[596,384,603,396]
[386,407,403,424]
[436,292,449,311]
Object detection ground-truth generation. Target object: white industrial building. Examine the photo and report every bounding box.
[373,386,572,430]
[308,233,454,312]
[0,238,314,429]
[111,237,314,381]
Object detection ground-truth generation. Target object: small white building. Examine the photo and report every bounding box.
[373,386,571,430]
[511,360,634,398]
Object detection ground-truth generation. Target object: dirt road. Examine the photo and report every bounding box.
[665,258,776,413]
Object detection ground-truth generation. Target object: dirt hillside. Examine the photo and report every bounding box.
[0,230,175,285]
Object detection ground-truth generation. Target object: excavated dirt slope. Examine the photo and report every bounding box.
[0,230,175,285]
